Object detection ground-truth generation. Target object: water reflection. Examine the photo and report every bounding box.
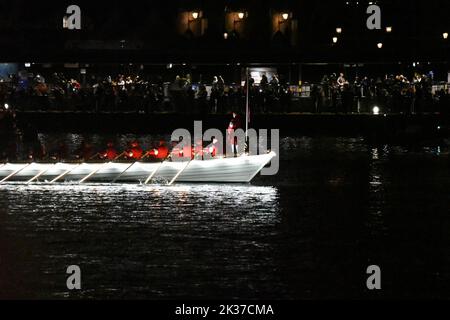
[0,183,281,299]
[367,146,389,236]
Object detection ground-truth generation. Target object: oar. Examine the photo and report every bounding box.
[50,163,83,183]
[88,152,100,161]
[143,151,172,184]
[68,149,131,184]
[0,163,33,183]
[125,149,163,184]
[26,164,53,184]
[113,151,126,161]
[144,161,163,184]
[79,162,111,184]
[168,159,192,185]
[140,151,152,160]
[111,162,136,183]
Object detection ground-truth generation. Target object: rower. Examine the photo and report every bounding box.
[227,111,242,157]
[75,140,94,161]
[143,145,157,160]
[144,140,168,161]
[170,137,192,161]
[204,137,219,158]
[51,141,68,161]
[193,138,204,160]
[125,140,143,160]
[182,142,192,160]
[100,142,118,160]
[155,140,169,160]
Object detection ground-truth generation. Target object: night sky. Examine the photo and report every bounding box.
[0,0,448,62]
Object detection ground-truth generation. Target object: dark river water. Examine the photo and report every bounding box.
[1,134,449,299]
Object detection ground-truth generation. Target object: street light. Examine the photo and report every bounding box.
[332,37,338,44]
[443,32,449,40]
[233,11,246,33]
[377,42,383,49]
[278,13,290,31]
[187,11,200,33]
[336,27,342,34]
[386,26,393,33]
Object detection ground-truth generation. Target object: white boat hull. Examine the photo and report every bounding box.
[0,152,275,184]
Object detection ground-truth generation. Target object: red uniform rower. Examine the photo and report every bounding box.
[100,142,118,160]
[147,140,169,160]
[156,140,169,160]
[204,138,219,158]
[126,141,143,160]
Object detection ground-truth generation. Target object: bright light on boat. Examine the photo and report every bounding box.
[373,106,380,115]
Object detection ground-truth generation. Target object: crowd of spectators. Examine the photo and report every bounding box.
[311,72,450,114]
[0,71,295,115]
[0,69,449,114]
[0,72,167,113]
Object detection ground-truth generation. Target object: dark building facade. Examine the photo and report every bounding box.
[0,0,449,64]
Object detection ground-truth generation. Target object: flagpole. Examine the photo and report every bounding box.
[245,67,249,149]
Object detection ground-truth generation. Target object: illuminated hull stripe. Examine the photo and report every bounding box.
[0,153,275,184]
[0,163,33,183]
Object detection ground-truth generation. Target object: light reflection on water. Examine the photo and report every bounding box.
[0,183,282,299]
[367,146,389,236]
